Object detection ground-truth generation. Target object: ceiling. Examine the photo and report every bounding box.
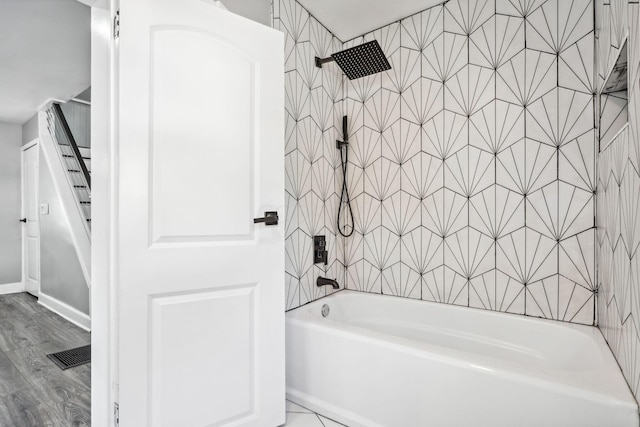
[0,0,90,124]
[297,0,442,41]
[0,0,439,124]
[223,0,272,28]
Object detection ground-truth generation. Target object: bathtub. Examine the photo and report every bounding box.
[285,291,639,427]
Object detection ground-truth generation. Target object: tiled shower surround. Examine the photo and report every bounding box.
[275,0,345,309]
[341,0,597,324]
[275,0,640,405]
[597,0,640,402]
[276,0,598,324]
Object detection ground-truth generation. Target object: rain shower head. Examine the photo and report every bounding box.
[315,40,392,80]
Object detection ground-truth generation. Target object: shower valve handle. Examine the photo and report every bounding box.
[254,211,279,226]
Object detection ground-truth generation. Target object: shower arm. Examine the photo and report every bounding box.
[315,56,335,68]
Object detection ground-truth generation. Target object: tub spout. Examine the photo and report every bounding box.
[317,276,340,290]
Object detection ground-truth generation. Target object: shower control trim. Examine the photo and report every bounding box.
[313,235,328,265]
[253,211,279,226]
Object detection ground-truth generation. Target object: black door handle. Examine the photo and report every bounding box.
[19,218,27,223]
[254,211,278,226]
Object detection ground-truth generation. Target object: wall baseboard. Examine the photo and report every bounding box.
[0,282,24,295]
[38,293,91,332]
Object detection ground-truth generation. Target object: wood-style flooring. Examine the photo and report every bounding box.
[0,293,90,426]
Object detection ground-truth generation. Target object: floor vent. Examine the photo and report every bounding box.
[47,345,91,370]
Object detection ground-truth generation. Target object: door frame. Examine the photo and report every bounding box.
[89,0,116,425]
[21,139,40,297]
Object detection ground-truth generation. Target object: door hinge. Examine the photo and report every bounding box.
[114,402,119,426]
[113,10,120,39]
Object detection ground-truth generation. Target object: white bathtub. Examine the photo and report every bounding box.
[285,291,638,427]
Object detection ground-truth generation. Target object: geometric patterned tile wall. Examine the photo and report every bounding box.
[275,0,598,324]
[597,0,640,403]
[343,0,597,326]
[274,0,344,310]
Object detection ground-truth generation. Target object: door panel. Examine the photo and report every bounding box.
[26,237,39,281]
[117,1,285,426]
[150,28,254,243]
[149,284,257,426]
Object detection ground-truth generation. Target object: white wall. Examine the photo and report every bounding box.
[223,0,270,27]
[0,122,22,285]
[75,86,91,103]
[61,100,91,148]
[0,0,90,124]
[22,114,38,145]
[597,0,640,404]
[38,152,89,314]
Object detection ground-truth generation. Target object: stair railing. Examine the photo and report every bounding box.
[46,103,92,227]
[51,103,91,189]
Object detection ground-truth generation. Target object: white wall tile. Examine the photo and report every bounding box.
[281,0,598,329]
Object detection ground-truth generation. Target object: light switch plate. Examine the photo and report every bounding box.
[40,203,50,215]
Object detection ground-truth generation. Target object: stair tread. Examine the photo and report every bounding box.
[63,154,91,160]
[58,144,90,149]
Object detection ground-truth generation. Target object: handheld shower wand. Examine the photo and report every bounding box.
[337,116,355,238]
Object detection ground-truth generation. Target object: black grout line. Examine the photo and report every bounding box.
[523,3,528,316]
[551,3,556,319]
[466,0,471,308]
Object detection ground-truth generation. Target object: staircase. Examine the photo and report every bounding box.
[39,101,92,287]
[45,103,91,231]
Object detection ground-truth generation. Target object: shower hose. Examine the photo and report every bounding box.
[337,140,355,238]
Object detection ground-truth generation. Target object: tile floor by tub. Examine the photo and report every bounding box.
[284,400,347,426]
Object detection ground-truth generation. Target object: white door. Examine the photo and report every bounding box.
[116,1,285,426]
[22,143,40,296]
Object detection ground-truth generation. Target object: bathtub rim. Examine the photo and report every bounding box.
[286,290,639,413]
